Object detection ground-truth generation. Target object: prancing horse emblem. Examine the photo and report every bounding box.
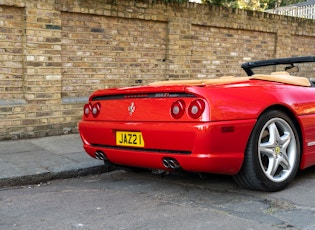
[128,102,136,115]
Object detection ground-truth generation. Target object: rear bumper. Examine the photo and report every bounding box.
[79,119,256,175]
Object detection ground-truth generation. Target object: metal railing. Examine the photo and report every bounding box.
[267,4,315,19]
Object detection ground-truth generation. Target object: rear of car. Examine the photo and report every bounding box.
[79,56,315,191]
[79,83,256,175]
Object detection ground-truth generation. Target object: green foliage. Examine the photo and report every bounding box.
[160,0,189,2]
[201,0,267,10]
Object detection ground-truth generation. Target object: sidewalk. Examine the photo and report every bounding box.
[0,134,106,187]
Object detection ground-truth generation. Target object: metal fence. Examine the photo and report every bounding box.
[267,2,315,20]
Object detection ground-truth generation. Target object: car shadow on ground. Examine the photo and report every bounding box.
[111,164,315,193]
[111,169,240,192]
[296,164,315,180]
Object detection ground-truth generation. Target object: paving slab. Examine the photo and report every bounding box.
[0,134,106,187]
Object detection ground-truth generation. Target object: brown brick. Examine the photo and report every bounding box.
[1,0,315,140]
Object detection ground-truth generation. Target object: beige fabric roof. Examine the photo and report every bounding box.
[149,77,250,86]
[149,73,311,87]
[251,74,311,87]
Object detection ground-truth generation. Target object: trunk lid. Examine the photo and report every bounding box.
[84,85,209,122]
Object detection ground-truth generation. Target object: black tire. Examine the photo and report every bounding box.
[233,110,300,191]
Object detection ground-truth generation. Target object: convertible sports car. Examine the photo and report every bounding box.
[79,56,315,191]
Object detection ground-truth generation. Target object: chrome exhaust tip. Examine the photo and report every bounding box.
[162,158,170,168]
[95,151,107,161]
[169,159,180,169]
[162,158,180,169]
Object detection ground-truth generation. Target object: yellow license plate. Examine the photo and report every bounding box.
[116,131,145,147]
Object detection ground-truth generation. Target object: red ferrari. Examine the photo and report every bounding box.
[79,56,315,191]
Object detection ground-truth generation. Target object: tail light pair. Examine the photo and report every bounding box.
[84,99,205,119]
[84,102,101,118]
[171,99,206,119]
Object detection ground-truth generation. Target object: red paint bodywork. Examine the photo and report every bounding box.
[79,79,315,175]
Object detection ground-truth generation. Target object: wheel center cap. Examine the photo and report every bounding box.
[275,146,281,154]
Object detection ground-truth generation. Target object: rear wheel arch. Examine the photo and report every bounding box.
[234,105,302,191]
[257,105,303,155]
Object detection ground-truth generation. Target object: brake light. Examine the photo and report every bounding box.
[83,103,92,117]
[83,102,101,118]
[92,102,101,117]
[188,99,205,119]
[170,99,185,119]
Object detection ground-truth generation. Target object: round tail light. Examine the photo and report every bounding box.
[92,102,101,117]
[188,99,205,119]
[171,99,185,119]
[83,103,92,117]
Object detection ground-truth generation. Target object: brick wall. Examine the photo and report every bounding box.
[1,0,315,140]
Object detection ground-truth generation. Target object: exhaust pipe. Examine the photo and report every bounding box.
[162,158,180,169]
[95,150,107,161]
[169,159,180,169]
[162,158,171,168]
[95,151,115,171]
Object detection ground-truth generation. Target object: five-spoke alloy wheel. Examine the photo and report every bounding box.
[234,110,300,191]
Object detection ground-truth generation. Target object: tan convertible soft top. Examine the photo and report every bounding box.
[149,72,311,87]
[252,73,311,87]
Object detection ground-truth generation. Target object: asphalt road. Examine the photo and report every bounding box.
[1,168,315,230]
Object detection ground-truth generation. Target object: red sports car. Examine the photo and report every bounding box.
[79,56,315,191]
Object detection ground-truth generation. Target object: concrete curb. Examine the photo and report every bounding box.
[0,162,107,188]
